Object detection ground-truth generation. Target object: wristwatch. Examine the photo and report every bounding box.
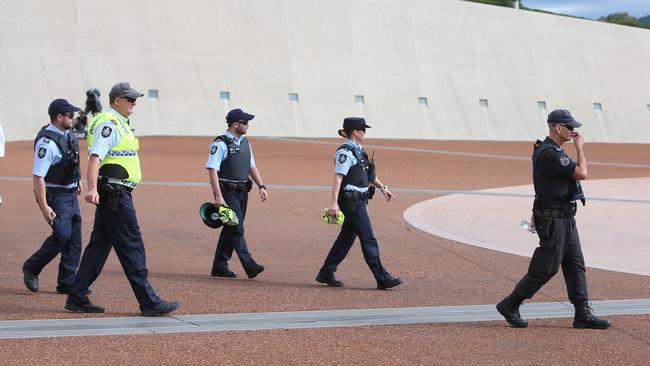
[259,184,267,190]
[380,185,388,191]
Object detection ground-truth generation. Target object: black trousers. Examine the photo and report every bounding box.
[318,199,390,282]
[68,189,162,310]
[513,217,589,303]
[23,190,82,292]
[211,188,258,273]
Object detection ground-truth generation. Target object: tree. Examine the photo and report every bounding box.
[599,12,650,29]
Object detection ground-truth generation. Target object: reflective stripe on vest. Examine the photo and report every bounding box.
[88,112,142,185]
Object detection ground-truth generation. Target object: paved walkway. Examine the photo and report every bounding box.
[1,299,649,339]
[404,177,650,276]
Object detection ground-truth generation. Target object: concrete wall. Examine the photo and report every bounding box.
[1,0,650,142]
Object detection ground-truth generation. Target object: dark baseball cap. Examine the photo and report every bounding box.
[547,109,582,128]
[226,108,255,123]
[48,99,81,117]
[342,117,371,130]
[109,82,144,100]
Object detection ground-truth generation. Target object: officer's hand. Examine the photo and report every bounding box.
[572,131,584,149]
[328,202,339,217]
[77,182,83,196]
[382,188,395,201]
[259,187,268,202]
[41,206,56,225]
[85,190,100,205]
[214,196,226,207]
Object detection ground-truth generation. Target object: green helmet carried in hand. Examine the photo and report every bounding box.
[199,202,239,229]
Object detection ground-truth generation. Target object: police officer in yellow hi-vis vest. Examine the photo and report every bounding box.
[65,82,180,316]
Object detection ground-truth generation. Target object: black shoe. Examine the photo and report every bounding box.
[496,296,528,328]
[22,268,39,292]
[64,300,105,313]
[573,302,611,329]
[141,300,181,317]
[316,274,344,287]
[246,264,265,279]
[377,276,403,290]
[211,269,237,278]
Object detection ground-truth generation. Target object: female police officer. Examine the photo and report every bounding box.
[315,117,402,290]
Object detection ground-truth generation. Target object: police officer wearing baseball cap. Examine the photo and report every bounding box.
[205,108,267,279]
[315,117,402,290]
[497,109,611,329]
[65,82,180,316]
[23,99,83,294]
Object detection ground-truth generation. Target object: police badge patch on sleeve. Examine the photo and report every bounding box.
[560,156,570,166]
[338,154,347,163]
[38,147,47,158]
[210,145,217,155]
[101,126,112,138]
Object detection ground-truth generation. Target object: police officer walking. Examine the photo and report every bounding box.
[497,109,611,329]
[65,82,180,316]
[206,108,267,279]
[316,117,402,290]
[23,99,82,294]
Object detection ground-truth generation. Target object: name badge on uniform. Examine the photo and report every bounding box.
[101,126,112,138]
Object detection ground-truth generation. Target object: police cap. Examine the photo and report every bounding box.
[547,109,582,128]
[226,108,255,123]
[48,99,81,117]
[342,117,371,130]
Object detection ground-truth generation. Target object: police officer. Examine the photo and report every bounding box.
[206,108,267,279]
[65,82,180,316]
[22,99,82,294]
[316,117,402,290]
[497,109,611,329]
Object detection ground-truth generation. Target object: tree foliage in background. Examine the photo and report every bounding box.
[599,12,650,29]
[637,15,650,26]
[464,0,650,30]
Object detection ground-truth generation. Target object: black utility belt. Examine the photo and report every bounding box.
[533,204,576,218]
[342,190,370,200]
[220,180,252,192]
[98,176,133,193]
[46,186,77,193]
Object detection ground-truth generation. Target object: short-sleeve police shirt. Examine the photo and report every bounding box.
[33,124,76,189]
[88,108,123,160]
[205,131,256,173]
[534,138,577,199]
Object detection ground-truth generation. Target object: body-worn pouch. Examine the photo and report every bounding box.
[340,192,358,213]
[532,209,552,239]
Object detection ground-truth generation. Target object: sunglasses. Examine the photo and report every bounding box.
[356,128,366,133]
[120,97,137,103]
[60,112,74,119]
[561,124,575,131]
[236,120,249,125]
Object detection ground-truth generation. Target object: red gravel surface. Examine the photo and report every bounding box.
[1,136,649,364]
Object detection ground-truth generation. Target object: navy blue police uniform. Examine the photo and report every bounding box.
[66,82,180,316]
[497,109,611,329]
[316,117,401,289]
[206,109,264,279]
[23,117,82,293]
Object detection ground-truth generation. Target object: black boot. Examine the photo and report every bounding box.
[496,294,528,328]
[573,301,611,329]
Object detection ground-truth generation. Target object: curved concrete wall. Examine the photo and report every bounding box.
[1,0,650,142]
